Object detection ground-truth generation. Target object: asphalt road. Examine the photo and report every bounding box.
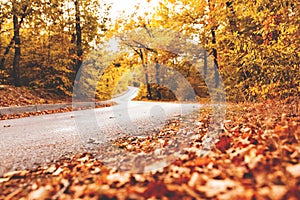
[0,87,200,175]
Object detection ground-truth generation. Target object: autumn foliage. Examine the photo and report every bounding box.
[0,1,300,199]
[0,0,298,102]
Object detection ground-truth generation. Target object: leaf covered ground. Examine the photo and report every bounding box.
[0,86,114,120]
[0,85,71,107]
[0,99,299,199]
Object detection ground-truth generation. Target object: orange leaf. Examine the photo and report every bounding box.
[215,136,231,153]
[142,182,169,198]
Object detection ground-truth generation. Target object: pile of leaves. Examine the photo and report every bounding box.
[0,85,115,120]
[0,100,299,199]
[0,103,114,120]
[0,85,71,107]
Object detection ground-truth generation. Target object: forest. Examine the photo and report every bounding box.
[0,0,300,199]
[0,0,298,102]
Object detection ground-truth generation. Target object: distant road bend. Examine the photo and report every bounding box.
[0,87,200,175]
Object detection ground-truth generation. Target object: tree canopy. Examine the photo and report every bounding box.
[0,0,299,101]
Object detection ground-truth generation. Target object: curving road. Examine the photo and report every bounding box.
[0,87,200,175]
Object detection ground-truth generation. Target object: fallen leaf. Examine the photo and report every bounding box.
[52,167,64,176]
[188,172,200,187]
[3,170,29,178]
[28,186,52,200]
[286,164,300,178]
[269,185,288,200]
[215,136,231,153]
[0,177,10,183]
[142,182,169,198]
[196,179,236,197]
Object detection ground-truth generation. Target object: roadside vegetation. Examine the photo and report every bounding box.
[0,0,298,102]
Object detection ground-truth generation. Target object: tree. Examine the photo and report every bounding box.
[12,1,21,86]
[119,31,154,99]
[110,18,209,101]
[0,0,32,85]
[0,0,111,96]
[74,0,83,77]
[151,0,300,101]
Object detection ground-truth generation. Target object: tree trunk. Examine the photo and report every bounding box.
[203,49,207,80]
[0,3,28,79]
[207,0,220,88]
[12,4,21,87]
[0,37,15,70]
[155,57,161,99]
[139,49,152,100]
[211,29,219,88]
[145,71,152,100]
[74,0,82,76]
[47,26,51,63]
[225,1,238,33]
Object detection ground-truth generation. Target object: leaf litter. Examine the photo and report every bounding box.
[0,100,299,199]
